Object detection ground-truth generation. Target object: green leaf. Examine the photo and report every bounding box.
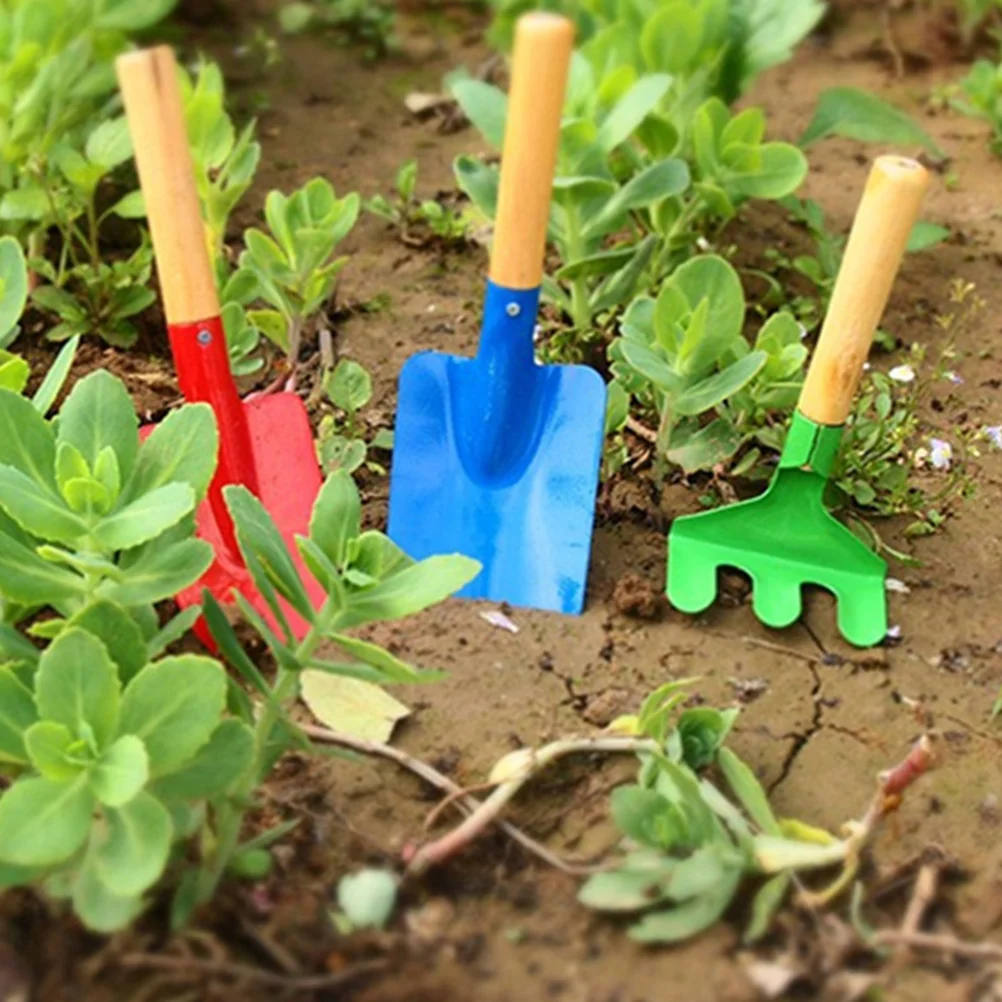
[310,470,361,569]
[96,0,177,31]
[0,237,28,345]
[611,785,682,850]
[0,528,87,606]
[120,403,217,505]
[72,851,144,933]
[0,666,36,764]
[89,735,149,807]
[597,74,672,152]
[454,155,499,219]
[799,87,943,156]
[578,865,669,912]
[329,632,425,683]
[337,869,398,929]
[93,483,195,551]
[0,776,94,866]
[339,555,480,629]
[94,790,172,897]
[666,419,744,474]
[619,340,683,393]
[583,158,690,239]
[100,538,213,606]
[717,747,781,836]
[118,655,226,775]
[301,672,410,742]
[324,359,372,412]
[451,80,507,149]
[151,718,254,801]
[68,601,148,685]
[146,606,202,660]
[907,221,949,252]
[85,117,133,170]
[670,254,746,364]
[226,486,315,622]
[57,371,139,486]
[35,627,120,749]
[24,721,82,781]
[0,387,57,488]
[32,336,79,416]
[673,352,768,416]
[0,354,28,394]
[628,870,741,943]
[110,190,146,219]
[725,142,808,200]
[745,871,791,943]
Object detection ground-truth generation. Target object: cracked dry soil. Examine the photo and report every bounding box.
[10,2,1002,1001]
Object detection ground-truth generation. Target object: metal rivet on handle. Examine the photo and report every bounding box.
[506,302,521,317]
[197,329,213,345]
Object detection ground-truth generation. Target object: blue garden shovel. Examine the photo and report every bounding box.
[388,13,606,614]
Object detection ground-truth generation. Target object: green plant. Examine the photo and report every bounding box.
[318,358,392,475]
[279,0,397,59]
[577,684,932,943]
[181,59,262,280]
[366,159,473,248]
[226,178,360,372]
[220,299,264,377]
[0,2,176,347]
[952,0,1002,43]
[0,369,216,631]
[949,58,1002,154]
[610,254,805,475]
[0,624,236,932]
[182,470,479,919]
[454,55,806,340]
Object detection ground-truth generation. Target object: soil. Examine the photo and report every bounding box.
[6,1,1002,1001]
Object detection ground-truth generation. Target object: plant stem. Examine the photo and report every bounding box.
[403,735,659,875]
[563,207,591,332]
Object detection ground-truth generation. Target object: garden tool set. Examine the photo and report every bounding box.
[667,156,929,647]
[386,12,607,615]
[117,23,927,648]
[117,47,325,640]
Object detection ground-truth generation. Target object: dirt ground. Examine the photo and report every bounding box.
[7,1,1002,1000]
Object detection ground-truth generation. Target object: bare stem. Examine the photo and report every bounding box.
[302,724,618,875]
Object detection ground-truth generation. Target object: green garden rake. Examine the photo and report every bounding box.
[668,156,930,647]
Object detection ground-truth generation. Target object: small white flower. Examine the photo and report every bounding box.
[889,364,916,383]
[944,371,964,385]
[929,438,952,470]
[984,425,1002,449]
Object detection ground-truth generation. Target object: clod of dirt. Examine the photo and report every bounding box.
[718,569,752,607]
[404,899,456,945]
[729,677,769,704]
[582,688,632,727]
[612,573,662,619]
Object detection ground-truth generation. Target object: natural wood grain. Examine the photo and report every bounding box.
[116,46,219,325]
[799,155,930,425]
[489,13,574,290]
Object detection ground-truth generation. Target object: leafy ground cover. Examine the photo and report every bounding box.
[0,1,1001,1001]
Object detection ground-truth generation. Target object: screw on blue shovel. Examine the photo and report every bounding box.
[387,13,606,614]
[668,156,931,647]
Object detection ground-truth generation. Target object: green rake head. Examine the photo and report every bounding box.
[666,155,931,649]
[668,414,887,647]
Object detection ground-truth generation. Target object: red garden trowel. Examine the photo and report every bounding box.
[668,156,930,647]
[117,47,324,640]
[387,13,606,615]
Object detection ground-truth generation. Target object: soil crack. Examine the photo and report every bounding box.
[536,652,587,715]
[767,659,824,794]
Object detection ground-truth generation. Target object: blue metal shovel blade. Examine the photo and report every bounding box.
[388,282,606,614]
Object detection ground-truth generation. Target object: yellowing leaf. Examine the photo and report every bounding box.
[300,671,409,742]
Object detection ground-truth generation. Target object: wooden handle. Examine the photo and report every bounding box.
[798,156,930,425]
[116,46,219,325]
[489,13,574,289]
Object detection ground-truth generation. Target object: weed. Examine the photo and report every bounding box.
[318,358,392,475]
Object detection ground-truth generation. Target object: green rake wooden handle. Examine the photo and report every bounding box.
[489,12,574,291]
[799,156,930,426]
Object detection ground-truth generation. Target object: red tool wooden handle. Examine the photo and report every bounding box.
[117,46,258,556]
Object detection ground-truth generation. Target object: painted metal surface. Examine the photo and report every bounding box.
[388,280,606,615]
[667,411,887,647]
[159,316,324,644]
